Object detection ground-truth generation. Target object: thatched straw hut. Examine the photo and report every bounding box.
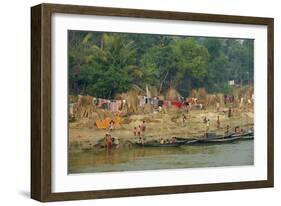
[74,95,95,119]
[117,89,141,114]
[166,88,181,101]
[197,88,207,101]
[190,89,198,98]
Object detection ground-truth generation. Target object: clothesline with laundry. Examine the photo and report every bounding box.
[75,95,200,112]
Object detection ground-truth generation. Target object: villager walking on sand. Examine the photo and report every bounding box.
[137,125,142,137]
[182,113,187,126]
[140,121,146,137]
[203,116,207,124]
[216,102,220,112]
[216,116,220,129]
[109,120,114,132]
[133,127,137,136]
[206,119,210,135]
[228,107,232,118]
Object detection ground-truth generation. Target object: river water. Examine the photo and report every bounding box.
[69,139,253,173]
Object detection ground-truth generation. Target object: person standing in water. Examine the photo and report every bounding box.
[105,133,113,150]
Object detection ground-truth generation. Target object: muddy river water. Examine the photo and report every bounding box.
[69,139,253,173]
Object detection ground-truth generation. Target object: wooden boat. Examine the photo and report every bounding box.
[174,137,199,143]
[175,130,254,145]
[135,139,188,147]
[240,135,254,140]
[176,134,238,145]
[195,135,241,144]
[231,132,254,140]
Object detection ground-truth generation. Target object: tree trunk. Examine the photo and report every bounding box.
[159,70,169,93]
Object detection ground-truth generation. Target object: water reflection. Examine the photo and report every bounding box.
[69,140,253,173]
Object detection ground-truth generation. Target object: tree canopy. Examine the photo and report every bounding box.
[68,30,254,98]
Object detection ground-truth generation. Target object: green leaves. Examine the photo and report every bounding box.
[68,30,254,98]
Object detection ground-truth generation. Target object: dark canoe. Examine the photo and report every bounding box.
[183,133,239,144]
[231,132,254,140]
[240,135,254,140]
[135,140,188,147]
[174,137,199,143]
[196,135,241,144]
[175,134,233,145]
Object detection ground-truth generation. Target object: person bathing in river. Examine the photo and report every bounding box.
[105,133,113,150]
[113,137,120,149]
[138,137,144,144]
[234,126,241,134]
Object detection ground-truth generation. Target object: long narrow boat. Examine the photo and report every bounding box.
[231,132,254,140]
[195,135,241,144]
[175,133,233,143]
[176,133,240,145]
[240,135,254,140]
[135,139,188,147]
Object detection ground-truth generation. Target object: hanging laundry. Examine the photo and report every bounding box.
[109,101,116,112]
[144,96,151,104]
[116,100,122,110]
[172,101,183,108]
[154,98,159,107]
[158,100,164,107]
[92,97,97,106]
[97,98,105,108]
[69,103,74,116]
[139,97,145,107]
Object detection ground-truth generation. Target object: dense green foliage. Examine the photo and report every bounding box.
[68,30,254,98]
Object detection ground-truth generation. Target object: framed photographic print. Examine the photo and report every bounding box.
[31,3,274,202]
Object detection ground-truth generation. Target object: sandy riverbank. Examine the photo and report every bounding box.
[69,107,254,150]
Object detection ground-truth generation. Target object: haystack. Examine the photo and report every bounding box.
[69,95,78,104]
[216,93,225,105]
[206,93,224,106]
[190,89,198,98]
[206,94,216,106]
[166,88,181,101]
[74,95,95,119]
[232,85,254,107]
[197,88,207,101]
[118,89,140,114]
